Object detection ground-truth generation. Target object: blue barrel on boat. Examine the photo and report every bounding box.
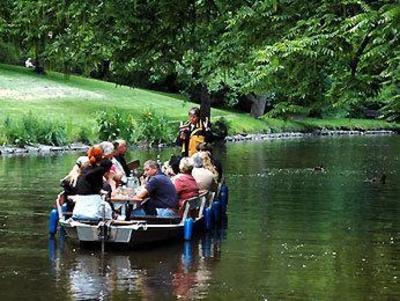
[204,207,213,230]
[48,208,59,235]
[212,199,221,223]
[220,184,229,213]
[184,217,194,240]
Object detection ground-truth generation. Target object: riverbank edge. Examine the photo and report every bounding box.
[0,129,398,157]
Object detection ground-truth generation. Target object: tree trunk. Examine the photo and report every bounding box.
[34,38,45,74]
[200,84,211,120]
[249,94,267,118]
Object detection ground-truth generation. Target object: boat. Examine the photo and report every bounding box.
[51,183,228,248]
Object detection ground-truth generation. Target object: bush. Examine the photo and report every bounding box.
[76,126,93,144]
[266,102,310,119]
[97,109,139,143]
[136,109,176,145]
[377,84,400,122]
[380,97,400,122]
[3,116,30,147]
[3,113,68,146]
[96,108,176,146]
[0,41,20,65]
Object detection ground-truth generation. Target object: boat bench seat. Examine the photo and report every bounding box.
[132,215,181,224]
[71,218,104,225]
[72,216,181,225]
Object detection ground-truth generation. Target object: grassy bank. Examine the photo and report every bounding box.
[0,64,398,146]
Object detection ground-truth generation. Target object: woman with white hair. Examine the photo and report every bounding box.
[172,157,199,211]
[99,141,126,190]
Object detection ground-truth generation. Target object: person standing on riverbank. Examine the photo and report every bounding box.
[177,107,212,157]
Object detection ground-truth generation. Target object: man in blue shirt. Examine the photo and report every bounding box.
[133,160,177,217]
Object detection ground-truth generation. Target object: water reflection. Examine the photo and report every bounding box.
[1,136,400,300]
[48,227,226,301]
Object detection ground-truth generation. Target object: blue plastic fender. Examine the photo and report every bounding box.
[204,207,213,230]
[48,208,59,235]
[212,200,221,223]
[184,217,194,240]
[220,184,229,213]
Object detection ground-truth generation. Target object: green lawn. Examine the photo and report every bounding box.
[0,64,398,145]
[0,64,269,131]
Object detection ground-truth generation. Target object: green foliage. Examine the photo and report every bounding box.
[3,116,30,147]
[380,96,400,122]
[96,109,138,142]
[0,40,20,64]
[96,108,176,146]
[185,1,399,119]
[136,109,176,146]
[3,113,67,146]
[266,102,310,120]
[75,126,93,145]
[2,0,399,126]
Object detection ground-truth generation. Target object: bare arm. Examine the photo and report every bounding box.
[132,187,149,201]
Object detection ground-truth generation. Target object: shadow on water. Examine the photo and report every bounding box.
[47,221,228,301]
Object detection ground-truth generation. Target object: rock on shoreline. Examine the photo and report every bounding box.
[224,129,396,142]
[0,143,89,156]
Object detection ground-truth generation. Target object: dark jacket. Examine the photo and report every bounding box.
[75,160,112,195]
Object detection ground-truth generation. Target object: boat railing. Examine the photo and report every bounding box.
[180,193,208,224]
[205,191,215,209]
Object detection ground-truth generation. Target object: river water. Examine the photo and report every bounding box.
[0,135,399,300]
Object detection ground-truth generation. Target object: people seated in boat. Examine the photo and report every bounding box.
[195,151,219,183]
[196,142,223,182]
[113,139,131,176]
[60,142,115,209]
[131,160,178,217]
[162,154,182,177]
[98,141,125,191]
[171,157,199,212]
[61,140,115,194]
[191,153,217,193]
[177,107,212,157]
[72,146,114,220]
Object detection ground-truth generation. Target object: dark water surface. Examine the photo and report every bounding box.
[0,136,399,300]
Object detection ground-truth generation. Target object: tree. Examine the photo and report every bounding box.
[5,0,399,120]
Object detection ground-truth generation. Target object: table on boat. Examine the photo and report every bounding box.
[110,187,143,219]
